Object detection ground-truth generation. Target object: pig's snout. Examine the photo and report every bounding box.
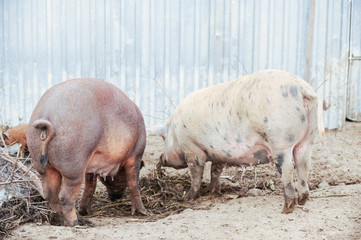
[159,152,187,169]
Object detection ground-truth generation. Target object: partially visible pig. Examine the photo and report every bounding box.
[27,78,147,226]
[149,69,324,214]
[1,123,29,157]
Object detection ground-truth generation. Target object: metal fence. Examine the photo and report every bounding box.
[0,0,359,129]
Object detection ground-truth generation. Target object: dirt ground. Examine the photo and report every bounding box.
[4,121,361,240]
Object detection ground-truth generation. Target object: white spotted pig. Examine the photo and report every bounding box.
[149,69,324,214]
[27,78,147,226]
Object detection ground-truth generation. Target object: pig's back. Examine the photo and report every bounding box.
[170,70,316,151]
[28,79,145,175]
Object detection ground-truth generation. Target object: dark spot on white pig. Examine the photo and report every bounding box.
[222,149,232,157]
[216,127,219,133]
[260,132,268,142]
[275,153,284,174]
[264,116,268,123]
[195,157,200,166]
[301,115,305,123]
[221,101,225,108]
[183,124,187,128]
[301,180,306,187]
[246,145,251,149]
[253,149,269,164]
[281,86,288,98]
[290,86,298,99]
[210,145,214,149]
[204,150,209,156]
[296,107,300,111]
[287,134,295,142]
[235,133,242,143]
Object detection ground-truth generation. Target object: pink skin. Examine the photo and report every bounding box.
[27,78,147,226]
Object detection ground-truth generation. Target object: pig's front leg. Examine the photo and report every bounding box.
[207,162,224,194]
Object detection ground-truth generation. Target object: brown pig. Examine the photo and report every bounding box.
[149,69,325,214]
[1,123,29,157]
[27,78,147,226]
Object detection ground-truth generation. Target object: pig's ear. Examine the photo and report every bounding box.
[146,124,166,140]
[3,132,10,139]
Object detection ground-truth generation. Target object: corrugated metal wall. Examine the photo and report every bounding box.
[347,0,361,121]
[0,0,358,129]
[310,0,351,129]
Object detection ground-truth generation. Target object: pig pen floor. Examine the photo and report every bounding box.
[5,121,361,240]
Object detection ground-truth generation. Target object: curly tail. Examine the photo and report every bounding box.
[33,119,55,171]
[302,88,325,145]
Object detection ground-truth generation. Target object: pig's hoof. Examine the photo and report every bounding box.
[185,189,200,200]
[282,198,297,214]
[298,192,310,205]
[78,207,90,216]
[77,214,93,226]
[206,185,221,196]
[78,210,87,216]
[79,208,90,216]
[131,205,148,216]
[50,212,62,226]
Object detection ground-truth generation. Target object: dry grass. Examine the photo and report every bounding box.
[0,147,45,236]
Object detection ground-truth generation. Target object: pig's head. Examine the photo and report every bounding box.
[147,124,187,169]
[1,131,12,147]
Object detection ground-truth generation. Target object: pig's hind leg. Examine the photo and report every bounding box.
[41,166,63,225]
[207,162,224,195]
[58,174,84,226]
[293,141,313,205]
[274,149,298,214]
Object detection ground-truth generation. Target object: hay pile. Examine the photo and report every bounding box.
[0,190,52,235]
[0,157,249,236]
[85,166,248,220]
[0,148,46,236]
